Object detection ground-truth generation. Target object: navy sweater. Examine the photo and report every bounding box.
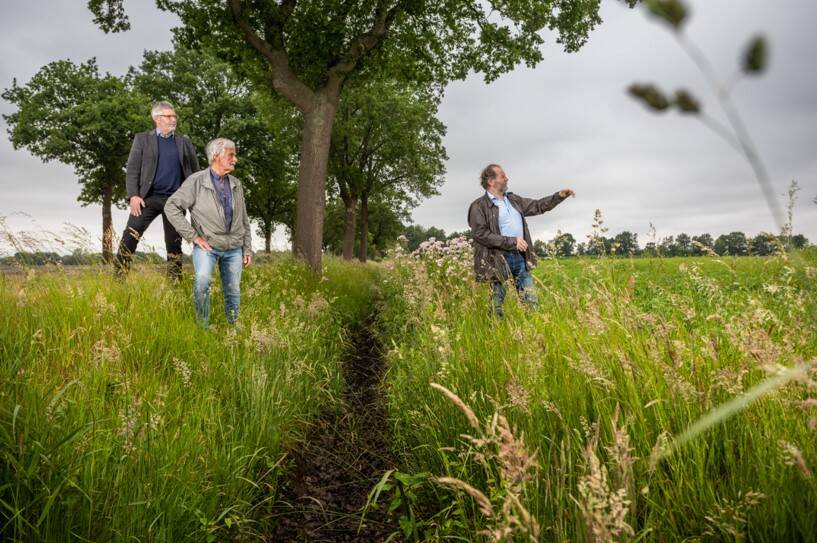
[151,134,183,195]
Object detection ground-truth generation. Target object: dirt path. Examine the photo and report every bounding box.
[270,319,400,542]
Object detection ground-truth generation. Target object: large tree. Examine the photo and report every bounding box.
[2,59,147,261]
[90,0,639,272]
[330,77,445,260]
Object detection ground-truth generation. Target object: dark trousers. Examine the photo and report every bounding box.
[114,194,183,279]
[490,251,538,317]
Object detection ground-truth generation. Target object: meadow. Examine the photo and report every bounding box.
[0,257,379,541]
[376,242,817,541]
[1,246,815,541]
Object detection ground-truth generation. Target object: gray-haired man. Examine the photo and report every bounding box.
[114,101,200,279]
[165,138,252,326]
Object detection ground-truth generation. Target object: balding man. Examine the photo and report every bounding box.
[114,101,200,279]
[468,164,574,317]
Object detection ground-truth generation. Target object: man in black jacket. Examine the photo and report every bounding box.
[468,164,574,316]
[114,101,200,279]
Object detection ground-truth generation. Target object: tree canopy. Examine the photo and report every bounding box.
[2,59,148,260]
[90,0,640,272]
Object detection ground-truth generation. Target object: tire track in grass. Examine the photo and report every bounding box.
[271,316,400,542]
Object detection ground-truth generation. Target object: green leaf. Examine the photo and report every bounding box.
[87,0,131,33]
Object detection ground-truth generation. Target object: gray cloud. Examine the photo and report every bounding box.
[1,0,815,256]
[418,0,817,242]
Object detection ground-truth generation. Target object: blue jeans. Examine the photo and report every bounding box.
[192,245,243,326]
[491,251,538,317]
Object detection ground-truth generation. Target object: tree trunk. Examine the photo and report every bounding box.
[342,195,358,260]
[102,184,113,263]
[264,222,272,253]
[358,194,369,263]
[292,92,339,273]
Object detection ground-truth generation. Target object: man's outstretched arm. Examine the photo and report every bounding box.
[517,189,575,216]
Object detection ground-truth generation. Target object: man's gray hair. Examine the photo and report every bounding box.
[206,138,236,163]
[150,101,176,119]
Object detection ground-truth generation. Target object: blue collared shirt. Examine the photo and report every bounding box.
[156,129,175,139]
[210,169,233,231]
[487,191,524,239]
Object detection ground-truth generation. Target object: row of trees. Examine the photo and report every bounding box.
[404,224,810,257]
[3,47,445,262]
[0,250,164,267]
[559,231,809,257]
[81,0,641,272]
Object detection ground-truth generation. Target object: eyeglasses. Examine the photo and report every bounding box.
[157,114,178,119]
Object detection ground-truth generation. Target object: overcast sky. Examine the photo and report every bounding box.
[1,0,815,255]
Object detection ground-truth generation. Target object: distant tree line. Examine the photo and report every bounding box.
[402,225,810,257]
[6,228,810,267]
[0,250,166,267]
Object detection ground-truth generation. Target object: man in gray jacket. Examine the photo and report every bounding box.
[165,138,252,326]
[468,163,574,316]
[114,101,200,279]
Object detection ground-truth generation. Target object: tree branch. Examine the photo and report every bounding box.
[229,0,314,111]
[327,1,405,80]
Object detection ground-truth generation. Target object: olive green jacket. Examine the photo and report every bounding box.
[467,191,565,282]
[164,169,252,255]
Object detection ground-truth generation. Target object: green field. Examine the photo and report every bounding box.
[1,249,816,541]
[377,247,817,541]
[0,257,378,540]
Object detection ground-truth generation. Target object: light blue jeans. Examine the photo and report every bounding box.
[192,245,243,326]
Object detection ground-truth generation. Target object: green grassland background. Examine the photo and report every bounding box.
[1,247,815,541]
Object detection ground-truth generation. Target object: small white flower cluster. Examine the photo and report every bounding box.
[172,357,192,388]
[93,292,116,315]
[412,236,473,282]
[117,388,166,456]
[414,236,472,260]
[92,338,121,367]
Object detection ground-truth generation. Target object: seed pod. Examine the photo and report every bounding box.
[673,89,700,114]
[645,0,688,31]
[743,35,768,74]
[627,83,671,112]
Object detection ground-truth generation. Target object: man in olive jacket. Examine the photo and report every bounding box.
[114,101,200,279]
[468,163,574,316]
[165,138,252,326]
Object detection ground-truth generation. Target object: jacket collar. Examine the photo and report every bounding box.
[201,168,237,191]
[484,191,518,212]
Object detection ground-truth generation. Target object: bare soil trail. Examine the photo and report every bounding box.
[271,318,400,542]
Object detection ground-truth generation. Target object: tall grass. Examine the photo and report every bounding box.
[377,242,817,541]
[0,256,379,541]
